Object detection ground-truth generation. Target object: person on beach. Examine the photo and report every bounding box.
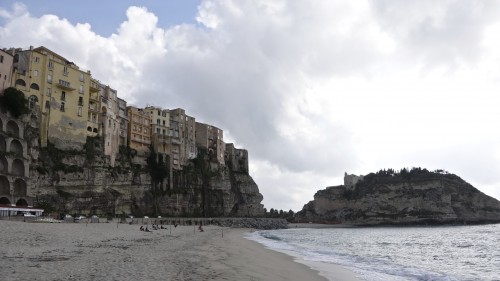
[140,226,144,231]
[198,222,204,232]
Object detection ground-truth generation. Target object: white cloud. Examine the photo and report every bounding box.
[2,0,500,211]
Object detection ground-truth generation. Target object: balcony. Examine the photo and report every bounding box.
[89,81,99,93]
[57,79,75,91]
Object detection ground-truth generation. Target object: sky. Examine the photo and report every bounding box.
[1,0,500,212]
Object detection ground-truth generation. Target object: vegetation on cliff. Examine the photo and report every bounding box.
[0,87,29,118]
[297,168,500,225]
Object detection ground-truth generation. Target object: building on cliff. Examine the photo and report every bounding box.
[10,46,93,150]
[170,108,197,169]
[117,97,129,147]
[127,105,151,156]
[0,49,13,92]
[146,105,170,156]
[195,122,225,165]
[225,143,248,173]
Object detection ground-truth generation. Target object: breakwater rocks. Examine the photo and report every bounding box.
[212,218,288,229]
[296,168,500,226]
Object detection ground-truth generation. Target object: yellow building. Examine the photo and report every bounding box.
[127,105,151,155]
[11,46,91,149]
[146,106,170,155]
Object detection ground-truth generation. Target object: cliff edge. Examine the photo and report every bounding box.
[295,168,500,225]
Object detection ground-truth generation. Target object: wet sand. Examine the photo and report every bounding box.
[0,220,359,280]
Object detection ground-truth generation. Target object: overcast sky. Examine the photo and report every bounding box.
[1,1,500,212]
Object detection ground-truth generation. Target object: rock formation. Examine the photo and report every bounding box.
[296,168,500,225]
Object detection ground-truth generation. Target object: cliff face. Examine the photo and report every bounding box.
[28,135,265,218]
[296,170,500,225]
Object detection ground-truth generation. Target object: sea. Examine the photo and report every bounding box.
[246,224,500,281]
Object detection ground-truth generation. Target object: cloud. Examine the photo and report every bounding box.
[2,1,500,211]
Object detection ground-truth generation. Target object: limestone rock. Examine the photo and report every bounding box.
[296,169,500,225]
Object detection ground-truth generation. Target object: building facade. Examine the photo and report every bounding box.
[11,46,91,149]
[195,122,225,165]
[117,98,128,147]
[146,106,170,155]
[0,49,13,92]
[127,105,151,155]
[100,85,121,166]
[0,108,32,208]
[170,108,196,169]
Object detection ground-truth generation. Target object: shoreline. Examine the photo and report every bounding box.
[0,220,358,281]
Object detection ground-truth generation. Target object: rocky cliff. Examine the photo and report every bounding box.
[296,168,500,225]
[28,134,265,218]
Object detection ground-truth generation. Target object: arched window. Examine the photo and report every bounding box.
[10,139,23,156]
[15,79,26,87]
[15,198,28,206]
[0,176,10,195]
[28,95,38,109]
[30,83,40,90]
[0,197,10,205]
[0,156,7,173]
[0,135,5,152]
[11,159,25,177]
[93,128,98,133]
[13,179,27,197]
[6,120,19,138]
[87,126,92,132]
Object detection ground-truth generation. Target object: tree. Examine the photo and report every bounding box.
[146,145,168,216]
[0,87,29,118]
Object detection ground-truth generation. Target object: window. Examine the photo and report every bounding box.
[79,84,84,94]
[157,119,160,125]
[78,97,83,106]
[60,102,65,112]
[157,128,160,134]
[46,88,51,96]
[61,91,66,101]
[0,55,3,63]
[33,70,38,77]
[45,101,50,109]
[163,120,165,126]
[77,106,82,117]
[34,57,40,63]
[63,66,68,76]
[28,96,38,109]
[158,110,161,115]
[79,73,84,82]
[48,61,54,69]
[47,74,52,83]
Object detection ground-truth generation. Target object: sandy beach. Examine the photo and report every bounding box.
[0,220,360,281]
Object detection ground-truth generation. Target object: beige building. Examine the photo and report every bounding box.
[170,108,196,169]
[127,106,151,155]
[0,49,13,92]
[11,46,91,149]
[100,85,121,166]
[117,98,128,147]
[86,78,100,136]
[195,122,225,165]
[146,106,170,155]
[225,143,248,173]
